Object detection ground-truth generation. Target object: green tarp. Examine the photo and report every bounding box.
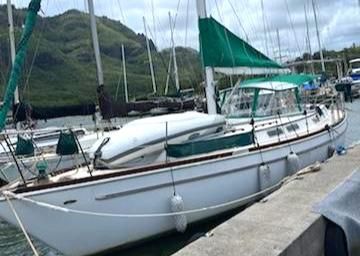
[166,131,253,158]
[199,17,283,70]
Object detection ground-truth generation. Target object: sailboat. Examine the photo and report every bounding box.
[0,1,346,255]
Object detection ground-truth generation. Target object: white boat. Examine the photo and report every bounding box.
[0,77,347,255]
[0,103,346,255]
[0,1,347,255]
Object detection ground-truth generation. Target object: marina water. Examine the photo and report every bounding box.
[1,101,359,256]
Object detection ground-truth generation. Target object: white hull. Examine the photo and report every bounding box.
[0,115,347,256]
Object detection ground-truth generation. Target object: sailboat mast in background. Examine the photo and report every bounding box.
[121,44,128,103]
[164,52,172,95]
[169,12,180,93]
[312,0,325,73]
[88,0,104,87]
[143,17,157,95]
[304,4,315,74]
[7,0,20,127]
[196,0,217,115]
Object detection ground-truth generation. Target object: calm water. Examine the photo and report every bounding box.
[1,101,360,256]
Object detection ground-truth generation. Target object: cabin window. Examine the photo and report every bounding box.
[221,88,256,117]
[266,90,299,116]
[222,85,301,118]
[350,61,360,69]
[267,128,283,137]
[286,124,300,132]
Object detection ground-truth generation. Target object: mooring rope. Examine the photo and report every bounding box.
[3,192,39,256]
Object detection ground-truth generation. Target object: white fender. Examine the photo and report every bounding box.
[170,194,187,232]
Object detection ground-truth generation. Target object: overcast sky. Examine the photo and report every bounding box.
[4,0,360,62]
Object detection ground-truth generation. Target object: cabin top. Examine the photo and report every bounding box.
[349,58,360,64]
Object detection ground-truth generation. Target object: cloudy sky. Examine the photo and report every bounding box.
[4,0,360,62]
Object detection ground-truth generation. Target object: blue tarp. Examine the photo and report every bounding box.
[303,81,319,91]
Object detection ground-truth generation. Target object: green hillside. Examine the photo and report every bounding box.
[0,6,202,107]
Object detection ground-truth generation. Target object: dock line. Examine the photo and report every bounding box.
[3,192,39,256]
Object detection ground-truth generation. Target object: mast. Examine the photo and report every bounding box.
[304,4,314,74]
[169,12,180,93]
[196,0,217,115]
[164,51,172,95]
[7,0,20,109]
[121,44,128,103]
[312,0,325,72]
[88,0,104,87]
[143,16,157,94]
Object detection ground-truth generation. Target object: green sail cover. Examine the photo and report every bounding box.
[0,0,41,131]
[199,17,283,70]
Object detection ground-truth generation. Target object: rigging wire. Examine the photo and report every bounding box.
[235,0,260,46]
[116,0,126,24]
[261,0,269,57]
[22,0,50,94]
[184,0,190,47]
[151,0,157,48]
[177,0,200,88]
[213,0,223,23]
[0,45,6,89]
[226,0,249,42]
[283,0,302,59]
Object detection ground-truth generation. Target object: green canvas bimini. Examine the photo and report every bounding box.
[240,74,316,89]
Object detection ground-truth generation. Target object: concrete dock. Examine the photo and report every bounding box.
[174,145,360,256]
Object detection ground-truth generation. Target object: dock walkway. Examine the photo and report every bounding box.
[174,145,360,256]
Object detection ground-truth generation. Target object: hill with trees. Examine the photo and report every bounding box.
[0,5,202,107]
